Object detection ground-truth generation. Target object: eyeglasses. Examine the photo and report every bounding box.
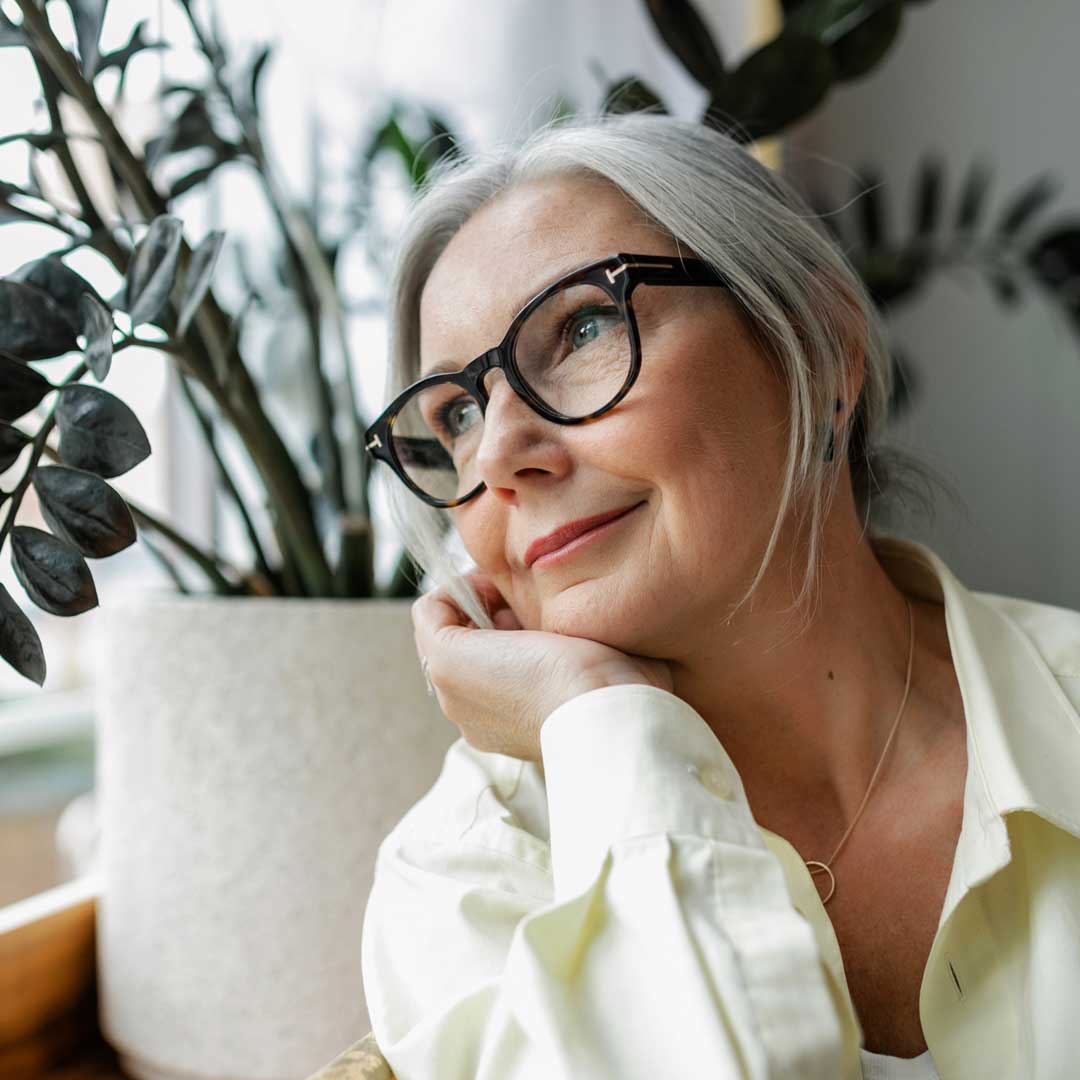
[364,251,731,508]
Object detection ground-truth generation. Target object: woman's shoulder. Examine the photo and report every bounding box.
[975,589,1080,680]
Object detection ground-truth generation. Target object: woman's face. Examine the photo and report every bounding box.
[418,173,797,657]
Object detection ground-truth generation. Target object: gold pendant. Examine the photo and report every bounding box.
[805,860,836,905]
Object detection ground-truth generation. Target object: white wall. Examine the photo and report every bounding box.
[786,0,1080,608]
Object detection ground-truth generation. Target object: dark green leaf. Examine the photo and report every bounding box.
[124,214,183,327]
[415,112,465,176]
[785,0,893,43]
[55,383,152,478]
[0,582,46,686]
[643,0,726,91]
[79,293,114,381]
[0,350,54,421]
[1026,225,1080,292]
[0,421,31,471]
[10,257,105,334]
[885,347,918,421]
[853,247,929,307]
[996,173,1061,238]
[602,76,668,115]
[177,230,225,337]
[955,159,991,233]
[366,113,430,189]
[96,20,164,82]
[145,95,235,170]
[158,82,204,98]
[913,155,944,239]
[853,169,885,250]
[246,44,272,113]
[0,281,79,361]
[65,0,109,76]
[10,525,98,617]
[827,0,903,80]
[167,159,230,200]
[712,32,834,142]
[32,464,136,558]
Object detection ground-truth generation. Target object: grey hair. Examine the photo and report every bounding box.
[381,111,948,637]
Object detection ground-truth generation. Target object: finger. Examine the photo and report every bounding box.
[412,587,478,662]
[463,568,522,625]
[493,606,522,631]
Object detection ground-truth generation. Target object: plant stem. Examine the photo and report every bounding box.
[385,548,421,598]
[126,503,239,594]
[176,368,276,585]
[0,359,88,552]
[137,530,192,593]
[180,3,351,521]
[28,51,129,268]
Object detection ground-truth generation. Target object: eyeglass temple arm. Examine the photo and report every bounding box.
[618,257,730,288]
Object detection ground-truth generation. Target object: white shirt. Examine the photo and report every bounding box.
[360,535,1080,1079]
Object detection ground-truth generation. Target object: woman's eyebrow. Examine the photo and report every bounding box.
[419,358,466,379]
[417,254,607,380]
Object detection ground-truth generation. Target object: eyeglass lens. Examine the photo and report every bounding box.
[389,281,633,503]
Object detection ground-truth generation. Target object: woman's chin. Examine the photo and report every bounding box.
[536,597,652,653]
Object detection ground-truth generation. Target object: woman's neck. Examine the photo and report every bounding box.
[667,534,957,838]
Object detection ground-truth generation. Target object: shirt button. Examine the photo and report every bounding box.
[698,765,736,800]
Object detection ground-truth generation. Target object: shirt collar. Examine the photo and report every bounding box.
[870,534,1080,894]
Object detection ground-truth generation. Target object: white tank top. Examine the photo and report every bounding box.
[859,1046,940,1079]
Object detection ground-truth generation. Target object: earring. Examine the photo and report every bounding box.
[823,398,842,462]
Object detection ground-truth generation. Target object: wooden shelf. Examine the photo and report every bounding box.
[0,876,128,1078]
[1,877,388,1079]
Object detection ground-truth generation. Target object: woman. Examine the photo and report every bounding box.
[358,113,1080,1079]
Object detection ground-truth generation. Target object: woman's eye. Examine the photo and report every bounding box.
[566,307,620,350]
[433,396,480,441]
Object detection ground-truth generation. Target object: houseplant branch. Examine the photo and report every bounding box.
[175,368,276,586]
[137,530,193,594]
[178,1,370,521]
[180,2,352,519]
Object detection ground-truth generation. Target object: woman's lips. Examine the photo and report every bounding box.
[528,501,645,569]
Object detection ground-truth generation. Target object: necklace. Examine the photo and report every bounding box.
[805,596,915,906]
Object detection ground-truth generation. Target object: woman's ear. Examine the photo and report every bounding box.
[832,282,868,429]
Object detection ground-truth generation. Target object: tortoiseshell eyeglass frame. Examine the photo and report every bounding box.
[363,251,732,509]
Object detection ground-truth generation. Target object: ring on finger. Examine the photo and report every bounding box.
[419,655,435,697]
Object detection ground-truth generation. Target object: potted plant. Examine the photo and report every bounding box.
[1,2,457,1075]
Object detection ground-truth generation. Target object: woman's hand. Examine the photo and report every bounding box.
[412,570,674,763]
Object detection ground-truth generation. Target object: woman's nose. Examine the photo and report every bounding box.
[473,371,570,497]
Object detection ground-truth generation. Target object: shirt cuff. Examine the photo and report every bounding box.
[540,683,766,901]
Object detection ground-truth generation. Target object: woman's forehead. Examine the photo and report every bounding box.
[418,176,672,372]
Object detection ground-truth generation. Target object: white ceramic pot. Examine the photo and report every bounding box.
[93,593,452,1080]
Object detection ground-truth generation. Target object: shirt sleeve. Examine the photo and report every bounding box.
[361,683,862,1080]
